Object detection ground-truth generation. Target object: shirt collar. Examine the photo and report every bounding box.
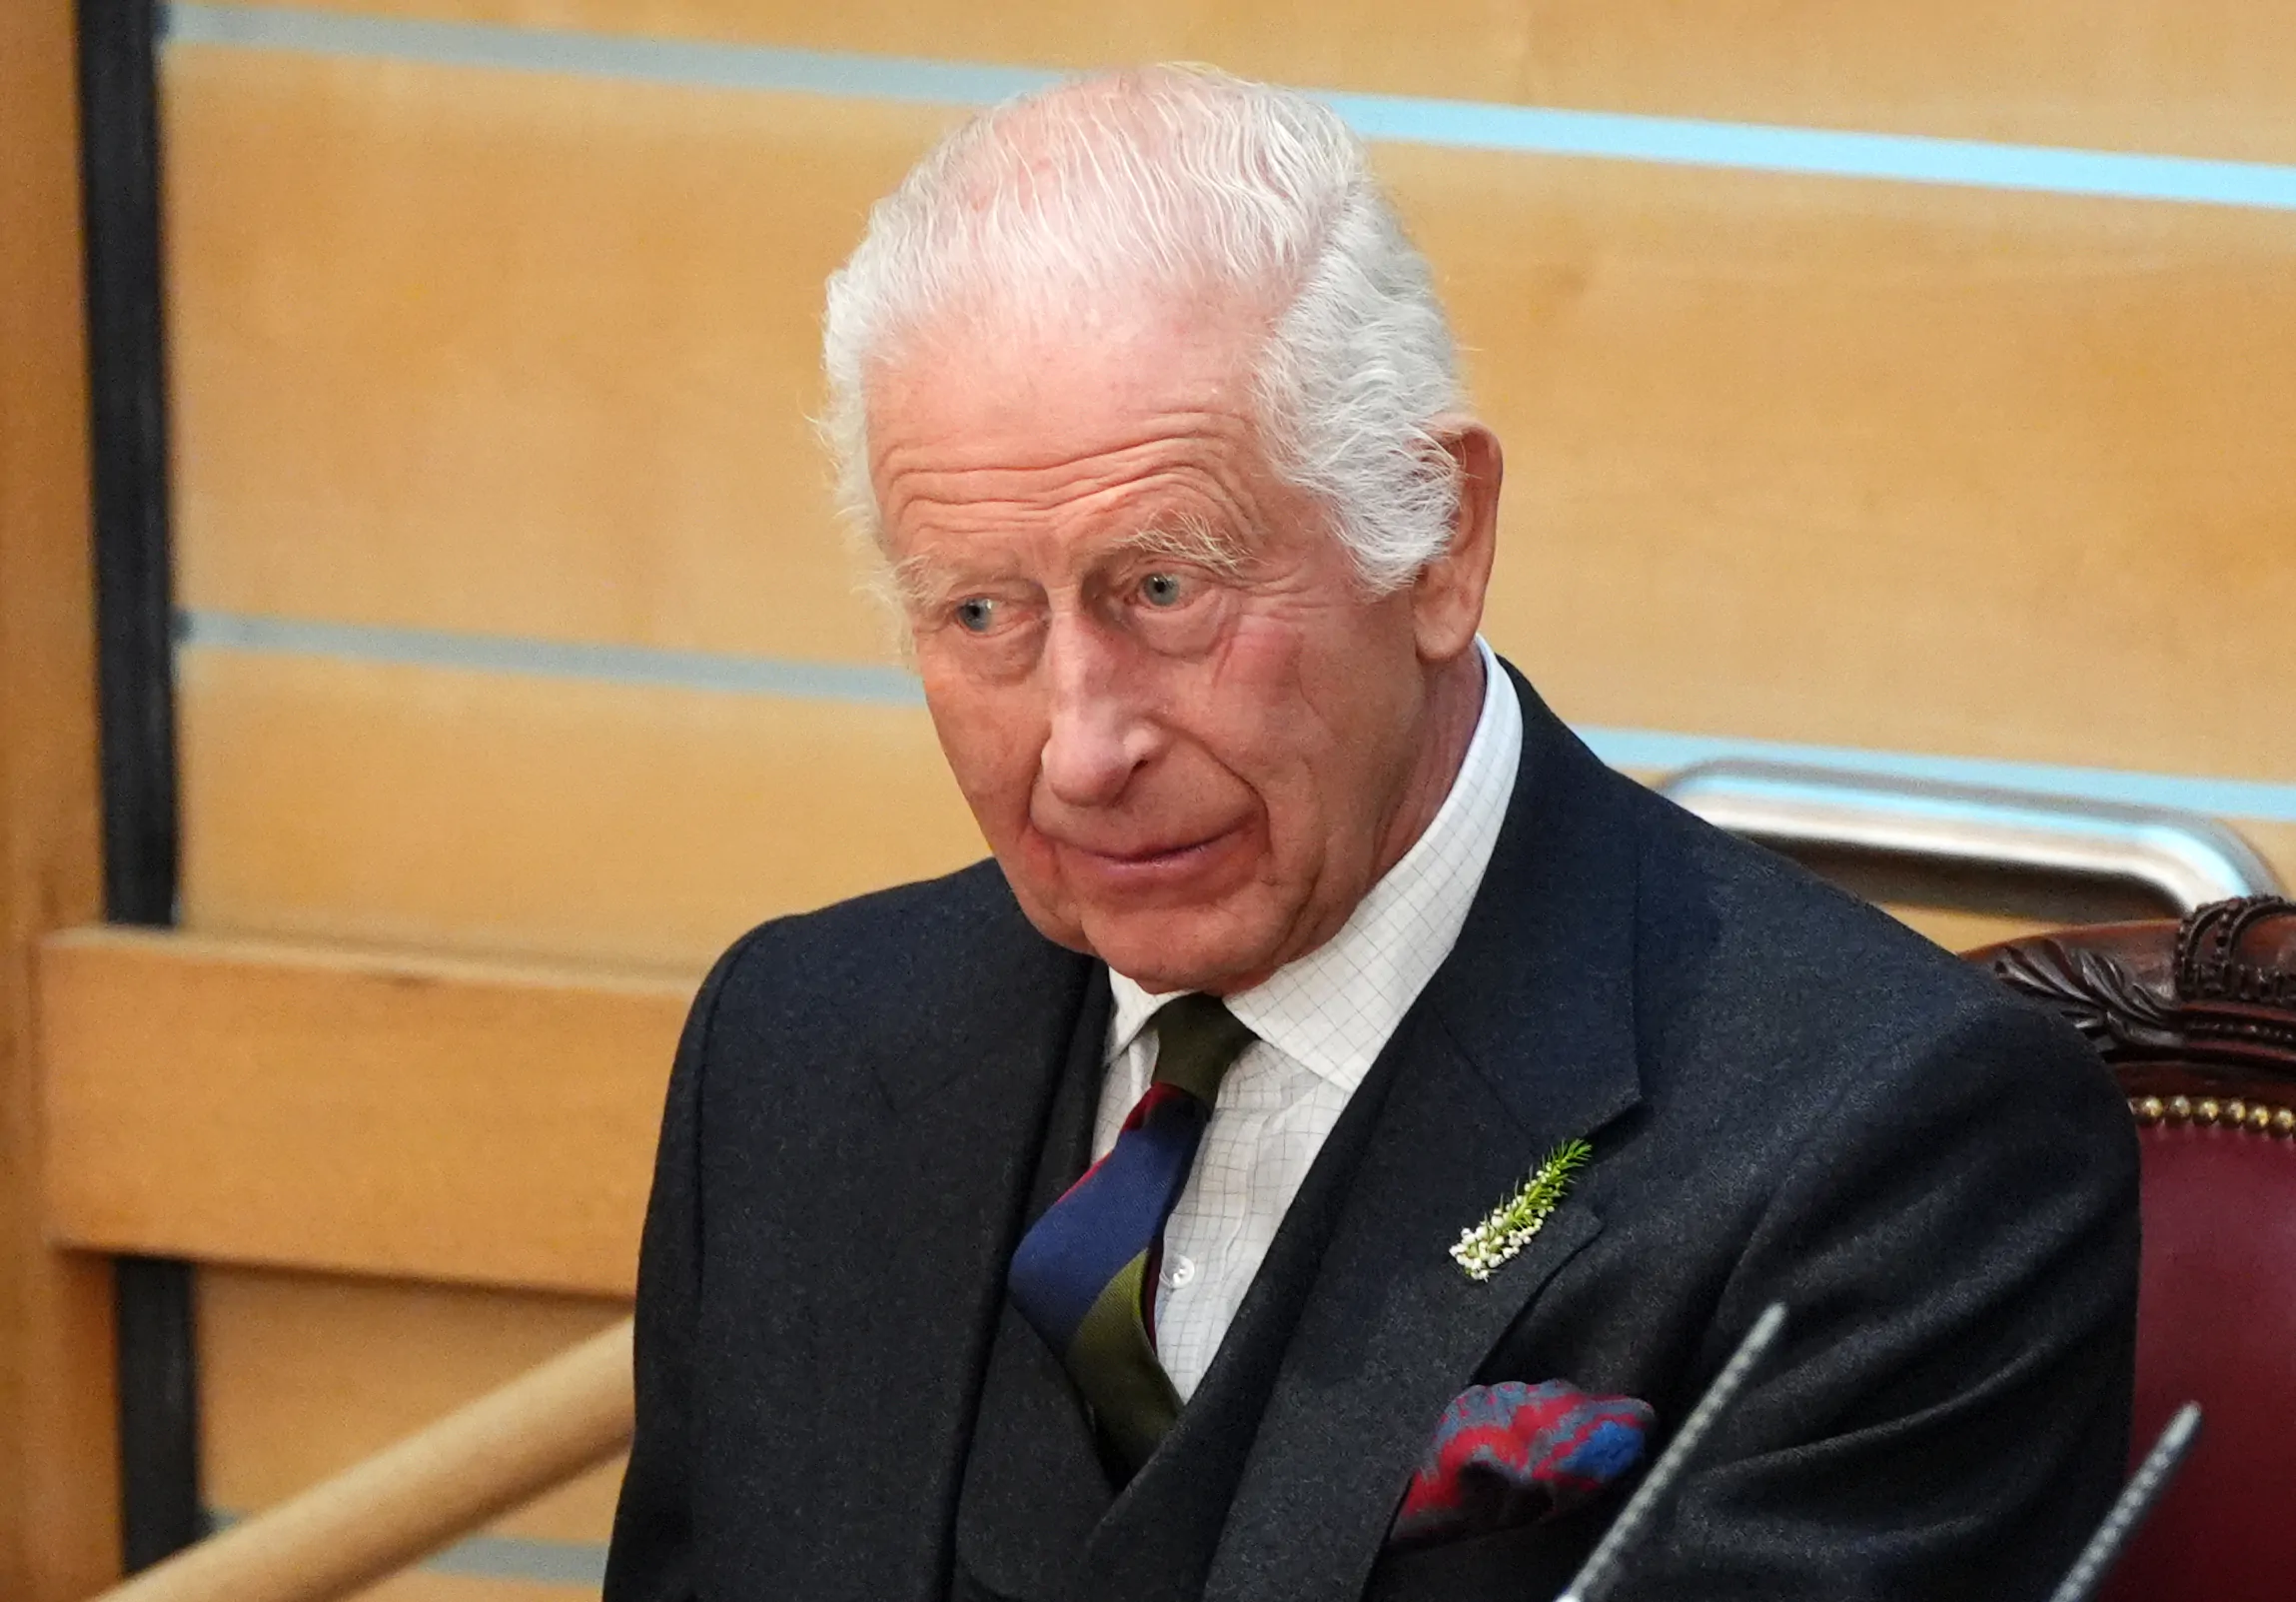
[1107,638,1524,1091]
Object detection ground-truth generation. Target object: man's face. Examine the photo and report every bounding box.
[870,299,1473,993]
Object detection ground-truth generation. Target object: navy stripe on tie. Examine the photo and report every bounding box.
[1007,1085,1209,1353]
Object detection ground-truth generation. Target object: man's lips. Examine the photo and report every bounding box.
[1043,824,1250,894]
[1074,833,1224,865]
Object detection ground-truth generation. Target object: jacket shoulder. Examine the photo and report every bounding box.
[709,855,1067,1019]
[1622,781,2097,1085]
[1609,779,2135,1271]
[687,857,1091,1099]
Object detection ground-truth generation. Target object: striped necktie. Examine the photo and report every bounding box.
[1007,992,1256,1472]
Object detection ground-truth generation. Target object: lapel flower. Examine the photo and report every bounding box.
[1451,1138,1594,1282]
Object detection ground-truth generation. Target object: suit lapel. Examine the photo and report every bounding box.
[1206,669,1648,1602]
[950,971,1115,1602]
[717,880,1106,1602]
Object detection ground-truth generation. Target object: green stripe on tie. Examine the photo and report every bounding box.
[1068,1248,1182,1470]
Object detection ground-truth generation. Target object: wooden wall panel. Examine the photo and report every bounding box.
[230,0,2296,163]
[39,926,691,1294]
[0,1,123,1596]
[177,647,983,966]
[1400,147,2296,786]
[168,54,2296,802]
[174,49,2296,767]
[164,44,938,668]
[201,1268,623,1550]
[1507,3,2296,163]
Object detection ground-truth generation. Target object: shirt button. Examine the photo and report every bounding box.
[1163,1254,1197,1289]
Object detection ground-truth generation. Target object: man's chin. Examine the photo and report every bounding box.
[1071,909,1282,996]
[996,867,1285,992]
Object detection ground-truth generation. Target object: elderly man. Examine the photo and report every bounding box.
[605,66,2137,1602]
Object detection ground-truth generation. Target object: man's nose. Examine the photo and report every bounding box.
[1039,615,1154,809]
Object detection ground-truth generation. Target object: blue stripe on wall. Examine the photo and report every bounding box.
[425,1530,611,1587]
[178,611,2296,824]
[165,2,2296,212]
[1575,729,2296,827]
[208,1510,609,1587]
[180,610,925,707]
[167,2,1059,106]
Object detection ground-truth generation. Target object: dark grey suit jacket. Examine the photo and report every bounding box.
[605,666,2139,1602]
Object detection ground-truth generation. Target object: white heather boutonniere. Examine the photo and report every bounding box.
[1451,1138,1594,1282]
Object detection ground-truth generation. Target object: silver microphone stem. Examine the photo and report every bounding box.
[1554,1300,1788,1602]
[2045,1402,2203,1602]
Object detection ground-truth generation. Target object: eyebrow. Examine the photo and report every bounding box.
[1102,514,1251,578]
[886,513,1253,616]
[885,552,971,616]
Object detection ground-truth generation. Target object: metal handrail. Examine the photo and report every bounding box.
[1656,760,2283,915]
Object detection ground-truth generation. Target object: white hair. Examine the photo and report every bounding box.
[820,65,1465,593]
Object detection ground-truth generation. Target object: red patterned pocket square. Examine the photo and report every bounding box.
[1390,1380,1656,1547]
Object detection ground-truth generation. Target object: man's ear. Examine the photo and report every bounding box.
[1409,417,1503,664]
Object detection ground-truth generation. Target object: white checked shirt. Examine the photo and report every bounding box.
[1096,638,1524,1400]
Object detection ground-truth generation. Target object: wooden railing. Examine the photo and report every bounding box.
[36,926,670,1602]
[37,926,693,1296]
[93,1318,635,1602]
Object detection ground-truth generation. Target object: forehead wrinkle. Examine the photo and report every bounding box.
[872,402,1257,492]
[879,443,1267,552]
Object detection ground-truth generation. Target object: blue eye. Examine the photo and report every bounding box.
[954,597,996,634]
[1140,573,1185,608]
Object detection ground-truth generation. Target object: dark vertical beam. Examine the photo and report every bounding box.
[75,0,200,1572]
[78,0,175,923]
[111,1259,201,1570]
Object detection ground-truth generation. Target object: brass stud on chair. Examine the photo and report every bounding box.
[2133,1096,2165,1125]
[2168,1095,2193,1122]
[2251,1104,2275,1133]
[2226,1099,2249,1126]
[2196,1097,2223,1125]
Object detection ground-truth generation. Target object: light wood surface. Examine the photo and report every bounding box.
[1895,908,2056,956]
[167,51,2296,792]
[1403,146,2296,786]
[165,46,944,669]
[0,2,126,1595]
[201,1269,625,1546]
[176,647,984,967]
[38,925,694,1294]
[224,0,2296,162]
[93,1317,631,1602]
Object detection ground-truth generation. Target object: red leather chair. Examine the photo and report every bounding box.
[1970,894,2296,1602]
